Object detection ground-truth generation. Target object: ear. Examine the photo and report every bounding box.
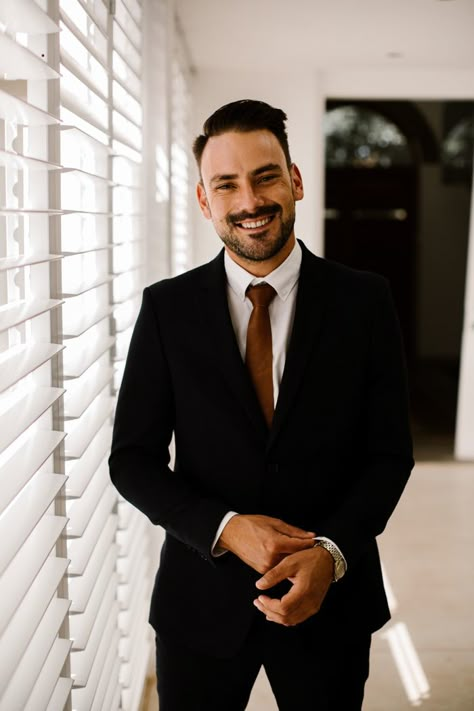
[290,164,304,202]
[196,182,211,219]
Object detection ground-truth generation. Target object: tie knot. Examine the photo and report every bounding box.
[246,283,276,309]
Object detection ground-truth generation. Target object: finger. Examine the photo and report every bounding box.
[254,595,303,626]
[274,521,315,539]
[255,558,292,590]
[253,597,290,625]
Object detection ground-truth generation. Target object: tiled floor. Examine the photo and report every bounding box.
[143,456,474,710]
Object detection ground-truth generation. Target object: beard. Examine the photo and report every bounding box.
[215,203,296,263]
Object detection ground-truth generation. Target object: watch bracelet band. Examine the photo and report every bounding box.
[313,539,347,582]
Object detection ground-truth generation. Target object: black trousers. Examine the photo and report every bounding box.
[155,613,371,711]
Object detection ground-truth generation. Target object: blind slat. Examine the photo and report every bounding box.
[45,673,74,711]
[0,516,67,634]
[64,335,114,379]
[120,598,149,678]
[0,429,65,513]
[119,638,149,711]
[90,635,121,711]
[60,92,108,136]
[98,657,121,711]
[68,538,117,614]
[67,459,109,537]
[72,629,120,708]
[0,298,62,332]
[0,387,65,453]
[65,423,112,497]
[26,640,73,711]
[70,573,117,651]
[0,148,60,171]
[117,515,147,581]
[111,68,141,103]
[60,166,111,184]
[0,342,63,393]
[0,556,69,687]
[62,304,111,338]
[67,490,117,575]
[71,600,119,687]
[117,555,147,611]
[0,253,61,272]
[0,598,70,711]
[0,473,66,572]
[62,243,112,256]
[61,273,114,298]
[65,371,112,420]
[0,0,59,34]
[60,123,110,155]
[71,0,108,34]
[60,10,107,69]
[64,393,114,458]
[60,52,108,103]
[0,208,64,215]
[0,87,59,125]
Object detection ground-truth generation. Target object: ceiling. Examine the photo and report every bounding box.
[175,0,474,73]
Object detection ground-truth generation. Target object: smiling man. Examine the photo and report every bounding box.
[109,99,414,710]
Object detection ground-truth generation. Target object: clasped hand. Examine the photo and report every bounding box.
[218,514,334,626]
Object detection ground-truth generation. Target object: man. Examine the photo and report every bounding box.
[109,99,414,710]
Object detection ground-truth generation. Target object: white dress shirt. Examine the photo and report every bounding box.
[211,242,346,575]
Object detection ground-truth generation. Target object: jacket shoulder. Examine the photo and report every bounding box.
[145,251,224,301]
[301,243,389,297]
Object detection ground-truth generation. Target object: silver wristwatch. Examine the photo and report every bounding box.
[314,538,346,582]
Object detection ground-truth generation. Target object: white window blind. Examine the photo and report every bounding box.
[0,2,71,710]
[170,20,193,276]
[1,1,195,709]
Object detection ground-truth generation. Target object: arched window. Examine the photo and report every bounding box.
[442,114,474,181]
[324,106,411,168]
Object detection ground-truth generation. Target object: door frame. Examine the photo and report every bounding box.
[317,68,474,459]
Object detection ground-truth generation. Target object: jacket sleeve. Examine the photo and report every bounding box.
[320,278,414,568]
[108,287,230,562]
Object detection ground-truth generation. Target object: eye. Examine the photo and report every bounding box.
[258,174,277,184]
[215,183,234,191]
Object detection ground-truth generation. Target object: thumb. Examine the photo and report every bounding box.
[256,558,289,590]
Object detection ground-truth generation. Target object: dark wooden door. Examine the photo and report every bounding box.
[324,166,417,360]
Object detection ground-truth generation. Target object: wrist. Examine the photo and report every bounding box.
[313,538,347,582]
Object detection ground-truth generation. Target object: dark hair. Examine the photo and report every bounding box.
[193,99,292,174]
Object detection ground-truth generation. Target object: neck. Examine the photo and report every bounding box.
[226,235,296,277]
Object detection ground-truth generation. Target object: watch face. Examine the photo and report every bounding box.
[334,560,345,581]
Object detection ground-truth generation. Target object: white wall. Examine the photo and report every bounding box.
[190,68,325,267]
[455,160,474,459]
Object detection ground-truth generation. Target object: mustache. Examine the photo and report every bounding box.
[228,205,280,224]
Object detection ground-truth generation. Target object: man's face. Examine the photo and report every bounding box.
[196,130,304,265]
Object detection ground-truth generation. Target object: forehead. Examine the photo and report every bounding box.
[200,130,286,182]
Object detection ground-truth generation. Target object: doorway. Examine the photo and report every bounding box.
[323,100,473,458]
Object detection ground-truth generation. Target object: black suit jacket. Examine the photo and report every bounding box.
[109,241,413,657]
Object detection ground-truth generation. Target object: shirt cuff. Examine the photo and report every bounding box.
[314,536,348,573]
[211,511,239,557]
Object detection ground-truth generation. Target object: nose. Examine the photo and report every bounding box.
[239,180,264,212]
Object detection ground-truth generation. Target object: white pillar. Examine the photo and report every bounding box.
[455,156,474,460]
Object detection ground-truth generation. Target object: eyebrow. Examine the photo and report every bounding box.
[209,163,283,186]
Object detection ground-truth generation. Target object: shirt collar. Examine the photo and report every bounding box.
[224,240,302,303]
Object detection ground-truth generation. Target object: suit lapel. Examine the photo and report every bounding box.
[199,251,269,439]
[268,244,327,450]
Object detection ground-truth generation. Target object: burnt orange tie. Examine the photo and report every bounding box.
[246,283,276,428]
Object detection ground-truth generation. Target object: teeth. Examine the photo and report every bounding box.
[240,216,273,229]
